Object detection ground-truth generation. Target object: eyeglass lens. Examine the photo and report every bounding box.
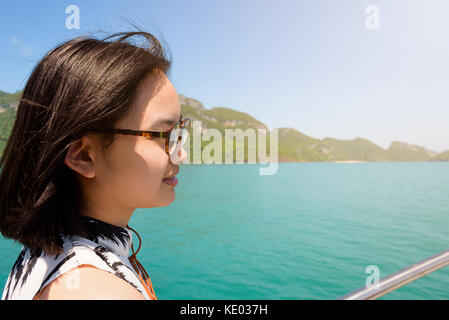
[168,120,190,156]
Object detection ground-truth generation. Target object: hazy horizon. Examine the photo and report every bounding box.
[0,87,447,154]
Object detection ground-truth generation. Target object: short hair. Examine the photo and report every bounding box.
[0,31,171,255]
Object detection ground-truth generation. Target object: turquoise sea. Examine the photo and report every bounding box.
[1,162,449,299]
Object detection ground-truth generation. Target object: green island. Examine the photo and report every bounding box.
[1,90,448,163]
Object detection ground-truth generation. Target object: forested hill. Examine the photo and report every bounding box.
[0,90,447,162]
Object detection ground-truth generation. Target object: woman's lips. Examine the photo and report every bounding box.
[162,176,178,187]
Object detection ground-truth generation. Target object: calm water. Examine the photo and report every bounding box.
[1,162,449,299]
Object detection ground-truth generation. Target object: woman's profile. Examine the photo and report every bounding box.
[0,31,190,300]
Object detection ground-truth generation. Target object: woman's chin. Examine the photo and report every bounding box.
[153,190,176,208]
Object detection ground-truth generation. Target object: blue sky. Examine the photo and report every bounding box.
[1,0,448,153]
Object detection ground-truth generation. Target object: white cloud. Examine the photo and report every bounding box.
[11,36,33,57]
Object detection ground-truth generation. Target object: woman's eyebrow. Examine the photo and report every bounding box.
[148,113,182,129]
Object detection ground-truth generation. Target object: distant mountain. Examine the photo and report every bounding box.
[181,96,392,163]
[277,128,330,162]
[276,129,439,163]
[179,95,443,163]
[431,151,449,162]
[0,90,21,112]
[386,141,438,161]
[179,95,269,163]
[0,90,447,163]
[0,107,16,156]
[180,95,268,131]
[322,137,389,162]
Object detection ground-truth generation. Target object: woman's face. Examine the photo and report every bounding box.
[89,72,187,212]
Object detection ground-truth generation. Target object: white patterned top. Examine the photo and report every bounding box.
[1,216,156,300]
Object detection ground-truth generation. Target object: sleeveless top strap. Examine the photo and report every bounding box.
[127,225,157,300]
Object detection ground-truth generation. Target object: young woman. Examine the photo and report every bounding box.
[0,31,190,300]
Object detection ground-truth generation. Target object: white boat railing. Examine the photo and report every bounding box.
[338,248,449,300]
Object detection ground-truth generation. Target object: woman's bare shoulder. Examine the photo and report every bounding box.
[35,265,145,300]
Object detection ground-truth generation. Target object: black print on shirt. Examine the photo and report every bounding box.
[93,245,142,295]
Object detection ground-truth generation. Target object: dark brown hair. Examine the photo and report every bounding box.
[0,31,171,255]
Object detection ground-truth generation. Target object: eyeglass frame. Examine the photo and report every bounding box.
[99,118,191,156]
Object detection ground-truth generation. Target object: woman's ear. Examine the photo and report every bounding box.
[64,136,97,179]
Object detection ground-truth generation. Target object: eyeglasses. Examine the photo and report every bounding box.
[102,118,191,158]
